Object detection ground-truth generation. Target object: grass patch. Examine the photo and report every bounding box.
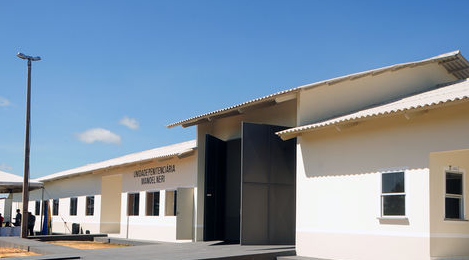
[46,240,130,250]
[0,247,38,258]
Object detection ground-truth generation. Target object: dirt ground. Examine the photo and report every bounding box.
[0,247,38,258]
[46,240,130,250]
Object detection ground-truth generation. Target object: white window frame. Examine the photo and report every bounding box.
[380,170,407,218]
[444,168,465,221]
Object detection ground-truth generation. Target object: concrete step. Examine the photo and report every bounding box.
[278,256,330,260]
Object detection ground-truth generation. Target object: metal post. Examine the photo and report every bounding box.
[7,190,13,226]
[17,53,40,238]
[40,187,44,233]
[20,59,32,238]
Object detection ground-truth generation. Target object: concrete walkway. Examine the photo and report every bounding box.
[0,238,295,260]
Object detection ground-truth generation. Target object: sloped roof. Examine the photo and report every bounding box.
[36,140,197,182]
[167,50,469,128]
[276,79,469,140]
[0,170,43,193]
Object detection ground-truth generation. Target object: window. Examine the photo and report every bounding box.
[86,196,94,216]
[381,172,405,216]
[70,197,78,216]
[128,193,140,216]
[35,201,40,215]
[445,172,464,219]
[52,199,59,216]
[146,191,160,216]
[165,190,177,216]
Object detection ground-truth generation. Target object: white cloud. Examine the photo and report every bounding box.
[0,163,13,172]
[77,128,121,144]
[119,116,139,130]
[0,96,11,107]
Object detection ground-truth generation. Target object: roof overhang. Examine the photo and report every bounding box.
[167,50,469,129]
[166,91,299,128]
[36,141,197,183]
[277,79,469,140]
[0,182,43,194]
[0,171,44,193]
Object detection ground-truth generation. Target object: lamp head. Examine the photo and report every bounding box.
[16,52,41,61]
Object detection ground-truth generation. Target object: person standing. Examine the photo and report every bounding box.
[28,212,36,236]
[0,213,4,227]
[14,209,22,227]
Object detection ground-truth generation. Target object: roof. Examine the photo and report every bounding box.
[36,140,197,182]
[167,50,469,128]
[276,79,469,140]
[0,170,43,193]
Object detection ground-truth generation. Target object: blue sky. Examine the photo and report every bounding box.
[1,1,468,178]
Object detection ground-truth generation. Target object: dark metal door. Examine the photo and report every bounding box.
[203,134,227,241]
[241,122,296,245]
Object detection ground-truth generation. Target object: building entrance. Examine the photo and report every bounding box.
[204,122,296,245]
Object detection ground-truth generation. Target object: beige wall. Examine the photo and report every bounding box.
[121,153,196,193]
[298,62,456,126]
[430,149,469,259]
[296,102,469,260]
[195,99,297,241]
[100,174,122,233]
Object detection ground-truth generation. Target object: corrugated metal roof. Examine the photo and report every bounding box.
[36,140,197,182]
[166,88,300,128]
[167,50,469,128]
[276,79,469,140]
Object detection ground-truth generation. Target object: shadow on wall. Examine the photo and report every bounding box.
[299,103,469,178]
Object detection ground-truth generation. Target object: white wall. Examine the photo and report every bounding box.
[296,102,469,260]
[0,198,6,224]
[0,199,4,217]
[11,152,197,240]
[0,197,11,222]
[13,172,103,234]
[118,190,178,241]
[114,153,197,241]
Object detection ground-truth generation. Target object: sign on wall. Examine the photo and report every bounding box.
[122,158,196,193]
[133,164,176,185]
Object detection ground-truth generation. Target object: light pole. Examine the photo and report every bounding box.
[17,52,41,238]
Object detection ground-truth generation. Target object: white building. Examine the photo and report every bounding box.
[168,50,469,260]
[11,140,197,242]
[5,50,469,259]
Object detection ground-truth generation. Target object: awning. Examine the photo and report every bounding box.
[0,170,43,193]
